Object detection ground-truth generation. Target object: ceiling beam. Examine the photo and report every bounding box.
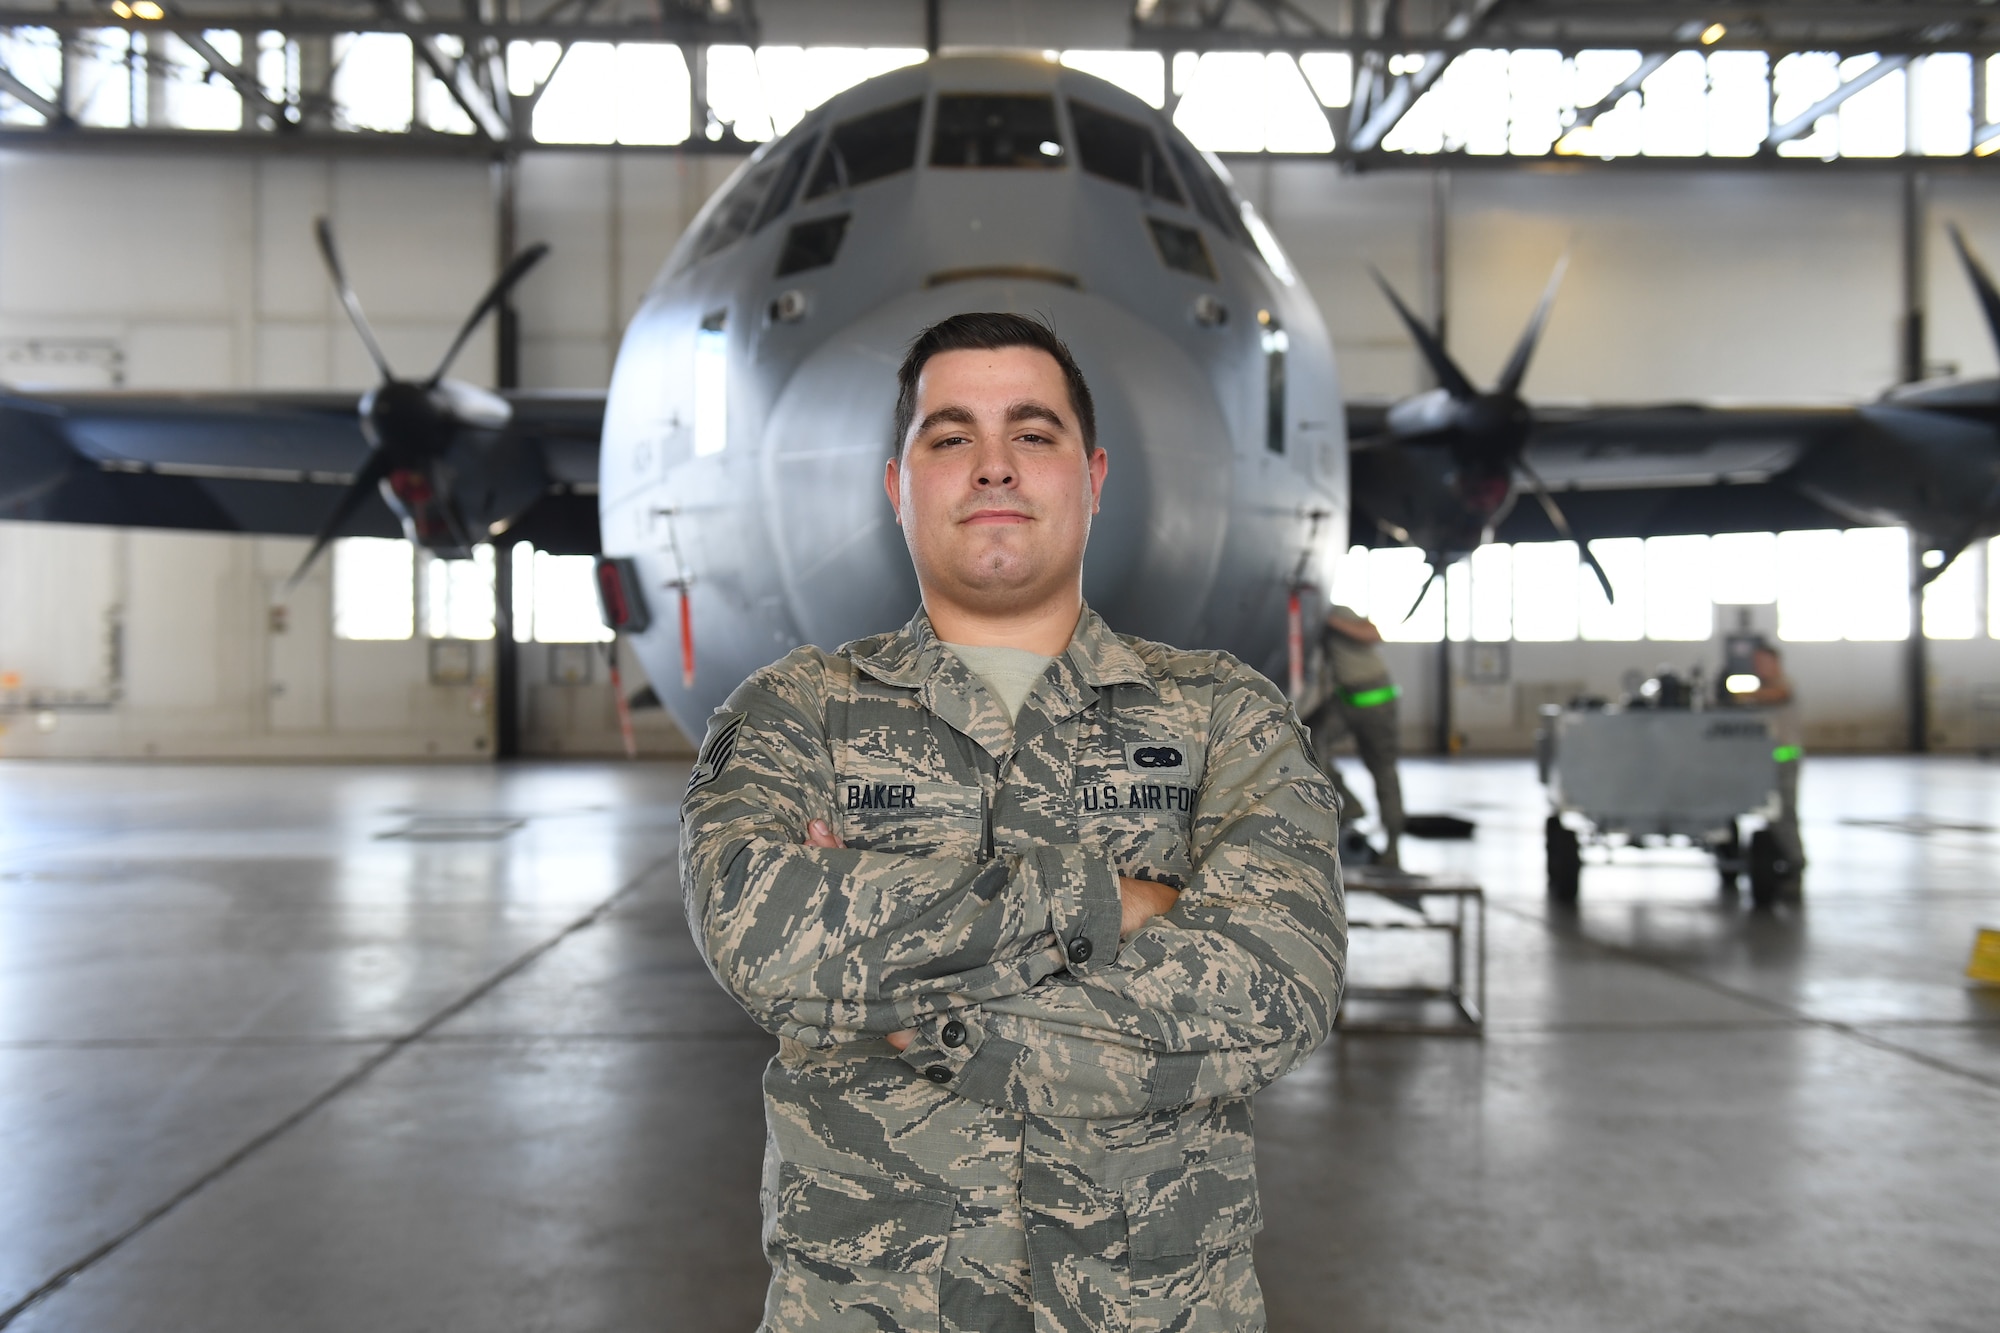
[1766,54,1910,146]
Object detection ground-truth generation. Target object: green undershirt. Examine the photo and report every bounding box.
[945,643,1057,721]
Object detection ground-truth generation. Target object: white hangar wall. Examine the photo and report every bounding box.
[3,146,1997,758]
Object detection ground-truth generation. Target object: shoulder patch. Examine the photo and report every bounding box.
[686,712,746,795]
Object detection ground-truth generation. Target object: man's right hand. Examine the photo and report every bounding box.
[1118,877,1179,938]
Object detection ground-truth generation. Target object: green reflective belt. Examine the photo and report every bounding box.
[1345,685,1401,708]
[1773,744,1803,764]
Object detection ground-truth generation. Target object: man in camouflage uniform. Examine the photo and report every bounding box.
[681,312,1346,1332]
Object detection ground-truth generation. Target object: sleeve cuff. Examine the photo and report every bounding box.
[895,1009,987,1087]
[1037,845,1123,975]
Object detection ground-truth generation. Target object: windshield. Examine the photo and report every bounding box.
[804,99,924,199]
[930,94,1065,168]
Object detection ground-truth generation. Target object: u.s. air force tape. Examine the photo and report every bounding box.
[686,712,745,794]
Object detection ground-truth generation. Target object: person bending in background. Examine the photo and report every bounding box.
[1302,602,1407,869]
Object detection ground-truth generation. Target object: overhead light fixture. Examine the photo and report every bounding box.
[1922,548,1947,569]
[110,1,131,15]
[1700,22,1727,45]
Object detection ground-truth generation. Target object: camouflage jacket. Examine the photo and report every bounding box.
[682,605,1347,1333]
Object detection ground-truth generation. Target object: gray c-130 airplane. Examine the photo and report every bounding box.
[4,53,1998,743]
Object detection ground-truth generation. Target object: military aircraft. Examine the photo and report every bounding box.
[6,53,2000,744]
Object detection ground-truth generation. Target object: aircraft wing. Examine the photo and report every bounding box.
[1507,404,1858,540]
[0,388,605,552]
[1522,403,1854,490]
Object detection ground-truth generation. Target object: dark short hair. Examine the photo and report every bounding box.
[891,312,1097,457]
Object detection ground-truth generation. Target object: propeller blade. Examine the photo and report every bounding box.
[1518,458,1616,603]
[427,242,552,388]
[314,218,396,383]
[1369,266,1479,400]
[1495,249,1570,399]
[1404,561,1441,623]
[1947,224,2000,368]
[285,450,394,591]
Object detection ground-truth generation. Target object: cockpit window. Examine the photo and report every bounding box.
[1068,99,1183,205]
[1165,137,1253,248]
[752,130,820,233]
[804,99,923,200]
[930,94,1065,168]
[687,149,790,266]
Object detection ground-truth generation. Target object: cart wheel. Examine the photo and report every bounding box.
[1748,829,1781,910]
[1715,823,1743,896]
[1546,816,1581,903]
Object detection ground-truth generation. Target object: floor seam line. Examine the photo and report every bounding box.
[0,848,679,1330]
[1489,900,2000,1094]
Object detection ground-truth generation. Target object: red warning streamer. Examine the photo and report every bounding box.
[678,586,696,690]
[1286,588,1305,702]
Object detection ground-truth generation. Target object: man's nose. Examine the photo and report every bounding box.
[971,439,1016,488]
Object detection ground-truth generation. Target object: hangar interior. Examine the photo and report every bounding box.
[1,2,1997,1331]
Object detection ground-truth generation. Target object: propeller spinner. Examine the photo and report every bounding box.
[285,219,550,588]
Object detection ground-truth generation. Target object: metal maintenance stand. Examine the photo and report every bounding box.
[1336,867,1486,1036]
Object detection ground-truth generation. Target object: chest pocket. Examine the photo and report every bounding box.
[836,778,984,859]
[1074,736,1202,890]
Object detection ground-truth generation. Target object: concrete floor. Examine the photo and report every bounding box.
[0,756,1994,1331]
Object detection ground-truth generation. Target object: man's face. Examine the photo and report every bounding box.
[885,345,1107,619]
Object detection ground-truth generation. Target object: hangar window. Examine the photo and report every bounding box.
[424,548,495,641]
[1579,539,1646,641]
[775,214,849,276]
[1060,52,1167,109]
[1069,99,1184,203]
[804,98,923,199]
[1645,535,1714,641]
[332,538,415,641]
[1990,537,2000,639]
[510,546,614,643]
[1777,528,1909,641]
[931,94,1065,168]
[1147,219,1215,280]
[1921,545,1979,640]
[1171,52,1333,155]
[1512,542,1580,641]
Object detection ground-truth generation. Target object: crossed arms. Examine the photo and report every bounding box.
[679,655,1347,1118]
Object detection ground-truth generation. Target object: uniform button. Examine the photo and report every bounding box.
[925,1066,952,1083]
[941,1020,966,1048]
[1067,936,1093,965]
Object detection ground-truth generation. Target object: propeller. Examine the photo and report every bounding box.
[313,217,395,383]
[1517,459,1616,604]
[286,219,549,590]
[1369,266,1477,400]
[1371,248,1614,602]
[1947,223,2000,360]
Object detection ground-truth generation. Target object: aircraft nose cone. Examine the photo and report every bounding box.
[759,282,1235,650]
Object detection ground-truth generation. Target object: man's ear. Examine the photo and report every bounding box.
[1087,445,1108,515]
[883,456,903,525]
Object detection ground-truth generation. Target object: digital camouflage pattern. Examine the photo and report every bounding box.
[681,605,1347,1332]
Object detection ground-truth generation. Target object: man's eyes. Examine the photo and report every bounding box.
[926,431,1058,448]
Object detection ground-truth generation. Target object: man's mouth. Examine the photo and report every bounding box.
[961,509,1032,525]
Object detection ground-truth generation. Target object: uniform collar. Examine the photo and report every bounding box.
[853,603,1157,760]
